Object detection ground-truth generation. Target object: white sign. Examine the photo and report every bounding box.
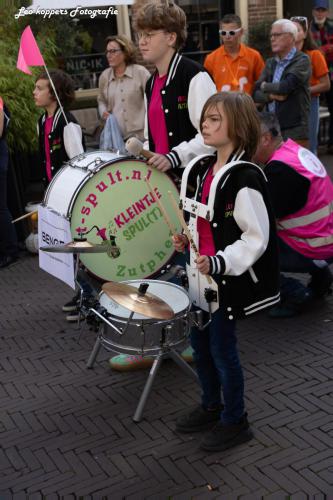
[38,205,75,289]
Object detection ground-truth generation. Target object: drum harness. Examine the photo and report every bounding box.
[179,151,255,331]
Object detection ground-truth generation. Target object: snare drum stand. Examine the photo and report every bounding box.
[73,252,85,330]
[133,325,198,423]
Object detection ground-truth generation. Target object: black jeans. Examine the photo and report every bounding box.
[325,83,333,146]
[0,141,18,258]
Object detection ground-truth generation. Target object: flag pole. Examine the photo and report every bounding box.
[43,65,69,125]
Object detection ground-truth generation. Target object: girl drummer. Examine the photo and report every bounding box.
[173,92,280,452]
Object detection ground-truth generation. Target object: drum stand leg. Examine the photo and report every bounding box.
[132,347,198,423]
[86,326,104,368]
[133,354,164,423]
[168,349,198,380]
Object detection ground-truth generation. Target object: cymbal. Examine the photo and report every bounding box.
[102,281,175,320]
[40,240,109,254]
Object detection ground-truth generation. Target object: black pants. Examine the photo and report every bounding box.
[325,82,333,146]
[0,141,18,258]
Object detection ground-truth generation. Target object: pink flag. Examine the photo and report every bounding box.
[17,26,45,75]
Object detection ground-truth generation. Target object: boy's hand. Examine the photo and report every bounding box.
[147,153,172,171]
[172,234,188,252]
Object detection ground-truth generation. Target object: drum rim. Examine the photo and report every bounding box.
[98,278,190,323]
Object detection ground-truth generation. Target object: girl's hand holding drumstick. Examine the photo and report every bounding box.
[195,255,211,275]
[168,191,212,285]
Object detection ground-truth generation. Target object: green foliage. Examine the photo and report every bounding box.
[28,18,92,58]
[0,1,57,152]
[248,19,273,61]
[0,1,92,153]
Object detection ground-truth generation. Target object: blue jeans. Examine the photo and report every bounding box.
[0,141,18,258]
[309,96,319,155]
[190,308,244,424]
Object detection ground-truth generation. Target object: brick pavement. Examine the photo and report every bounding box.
[1,252,333,498]
[1,150,333,498]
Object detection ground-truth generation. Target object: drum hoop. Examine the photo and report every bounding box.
[101,309,189,326]
[43,164,68,206]
[98,279,190,323]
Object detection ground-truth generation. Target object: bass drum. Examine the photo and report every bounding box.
[43,151,181,282]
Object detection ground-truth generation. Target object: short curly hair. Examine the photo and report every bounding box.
[35,69,75,109]
[133,1,187,51]
[105,34,137,65]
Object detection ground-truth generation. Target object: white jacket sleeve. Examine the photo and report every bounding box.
[166,72,217,168]
[209,188,270,276]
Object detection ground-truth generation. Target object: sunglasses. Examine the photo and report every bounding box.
[219,27,242,37]
[290,16,308,30]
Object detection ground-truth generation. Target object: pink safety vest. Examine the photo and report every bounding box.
[270,139,333,260]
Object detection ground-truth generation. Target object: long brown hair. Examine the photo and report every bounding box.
[200,92,261,159]
[291,17,318,51]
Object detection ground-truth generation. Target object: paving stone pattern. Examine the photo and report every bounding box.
[1,254,332,499]
[1,148,333,498]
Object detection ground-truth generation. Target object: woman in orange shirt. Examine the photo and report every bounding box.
[292,16,330,155]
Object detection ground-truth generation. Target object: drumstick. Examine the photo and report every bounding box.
[167,191,212,285]
[144,177,177,236]
[12,210,38,224]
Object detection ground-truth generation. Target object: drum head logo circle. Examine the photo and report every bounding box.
[67,157,181,281]
[298,148,327,178]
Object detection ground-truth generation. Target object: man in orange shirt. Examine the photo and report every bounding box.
[204,14,264,94]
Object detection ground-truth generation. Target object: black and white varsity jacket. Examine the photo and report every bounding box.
[184,154,280,319]
[37,107,85,185]
[144,52,216,173]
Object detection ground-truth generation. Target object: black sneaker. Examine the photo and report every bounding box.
[175,405,222,433]
[0,255,18,269]
[200,413,253,452]
[62,294,80,312]
[308,267,333,298]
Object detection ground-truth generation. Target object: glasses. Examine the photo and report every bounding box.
[219,27,242,37]
[136,31,165,42]
[105,49,122,55]
[290,16,308,30]
[270,32,291,38]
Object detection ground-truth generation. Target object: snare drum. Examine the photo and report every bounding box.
[43,151,181,281]
[95,279,191,356]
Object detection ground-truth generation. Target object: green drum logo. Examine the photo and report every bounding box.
[70,159,181,281]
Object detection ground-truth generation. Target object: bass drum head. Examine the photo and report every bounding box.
[70,157,181,282]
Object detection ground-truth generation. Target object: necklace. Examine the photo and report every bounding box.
[225,53,241,88]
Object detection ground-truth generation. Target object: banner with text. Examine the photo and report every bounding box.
[38,205,75,289]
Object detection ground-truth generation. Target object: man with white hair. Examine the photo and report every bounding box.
[254,19,311,145]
